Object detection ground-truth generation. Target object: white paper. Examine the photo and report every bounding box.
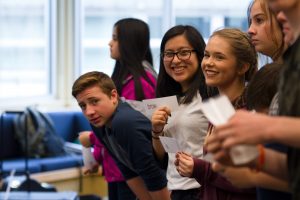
[142,96,179,119]
[201,95,235,126]
[122,98,148,117]
[201,95,258,165]
[159,136,180,153]
[230,145,258,165]
[82,147,97,169]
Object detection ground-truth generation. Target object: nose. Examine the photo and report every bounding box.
[205,56,214,67]
[85,104,95,117]
[248,23,256,36]
[172,54,181,64]
[276,11,286,24]
[108,40,112,47]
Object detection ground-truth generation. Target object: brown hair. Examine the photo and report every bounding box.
[246,63,281,111]
[72,71,117,98]
[211,28,258,82]
[248,0,285,61]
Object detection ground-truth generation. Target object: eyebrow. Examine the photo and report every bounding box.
[164,47,193,51]
[214,52,226,56]
[252,13,266,19]
[78,102,85,107]
[205,50,226,56]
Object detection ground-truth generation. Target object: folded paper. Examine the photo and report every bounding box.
[201,95,258,165]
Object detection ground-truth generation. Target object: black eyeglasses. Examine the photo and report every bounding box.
[161,49,196,62]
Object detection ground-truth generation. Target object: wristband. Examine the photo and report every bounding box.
[152,129,163,134]
[255,144,265,172]
[152,135,160,140]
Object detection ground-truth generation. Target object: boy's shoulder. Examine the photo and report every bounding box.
[117,102,140,116]
[111,102,151,140]
[113,102,149,125]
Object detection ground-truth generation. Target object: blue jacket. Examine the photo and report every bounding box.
[92,102,167,191]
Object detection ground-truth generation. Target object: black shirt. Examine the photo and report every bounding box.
[278,36,300,200]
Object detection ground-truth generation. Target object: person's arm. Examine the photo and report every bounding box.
[78,131,102,175]
[267,116,300,148]
[211,110,300,149]
[126,177,152,200]
[114,108,168,197]
[78,131,92,147]
[90,133,104,164]
[151,106,171,161]
[125,123,168,193]
[210,146,289,181]
[251,172,290,192]
[261,148,288,180]
[126,177,170,200]
[149,187,170,200]
[176,152,255,193]
[152,133,166,161]
[192,157,255,193]
[213,163,290,192]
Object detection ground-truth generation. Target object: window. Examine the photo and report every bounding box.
[79,0,164,76]
[173,0,252,38]
[176,17,211,38]
[225,17,249,32]
[0,0,52,99]
[79,0,252,75]
[0,0,253,109]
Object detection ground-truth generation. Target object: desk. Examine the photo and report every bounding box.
[0,191,78,200]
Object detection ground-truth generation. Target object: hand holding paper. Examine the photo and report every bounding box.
[123,96,179,120]
[142,95,179,118]
[82,147,98,170]
[201,95,258,165]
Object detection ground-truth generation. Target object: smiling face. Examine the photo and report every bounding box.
[201,35,245,92]
[76,85,118,127]
[248,0,283,59]
[163,34,199,92]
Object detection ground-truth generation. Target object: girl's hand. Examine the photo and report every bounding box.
[151,106,171,135]
[83,163,100,175]
[175,152,194,177]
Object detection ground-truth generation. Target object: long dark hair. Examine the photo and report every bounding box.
[111,18,155,100]
[157,25,218,104]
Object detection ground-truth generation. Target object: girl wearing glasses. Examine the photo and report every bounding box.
[151,25,218,200]
[175,28,258,200]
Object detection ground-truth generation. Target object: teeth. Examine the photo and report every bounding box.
[173,66,184,73]
[206,70,218,75]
